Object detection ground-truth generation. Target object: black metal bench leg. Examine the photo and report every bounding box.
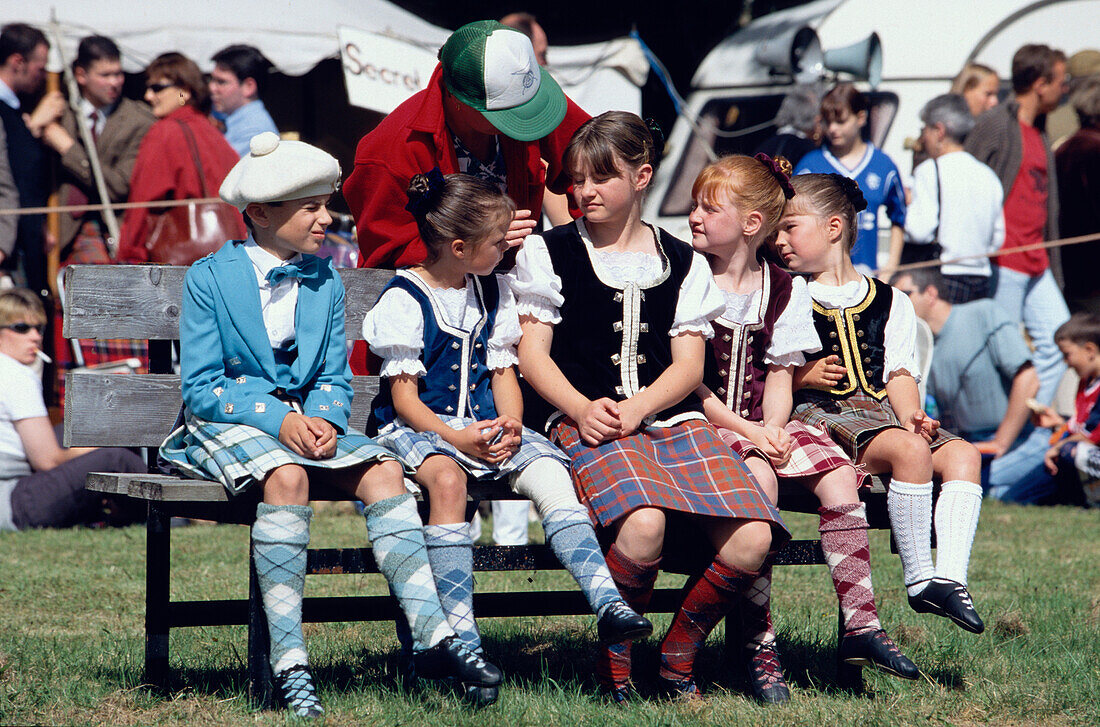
[144,503,170,691]
[836,604,864,693]
[248,536,275,709]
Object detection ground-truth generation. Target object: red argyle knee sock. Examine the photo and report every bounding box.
[659,556,757,681]
[819,503,881,635]
[596,543,661,690]
[740,564,777,650]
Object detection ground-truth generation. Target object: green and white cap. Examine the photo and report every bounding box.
[440,20,567,142]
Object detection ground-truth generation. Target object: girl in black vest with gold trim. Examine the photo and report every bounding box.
[512,111,789,701]
[690,155,918,701]
[780,173,986,636]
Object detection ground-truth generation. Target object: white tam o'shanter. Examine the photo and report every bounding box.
[219,132,341,211]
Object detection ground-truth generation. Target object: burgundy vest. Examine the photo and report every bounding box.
[705,262,794,420]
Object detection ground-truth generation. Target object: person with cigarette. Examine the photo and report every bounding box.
[0,288,145,532]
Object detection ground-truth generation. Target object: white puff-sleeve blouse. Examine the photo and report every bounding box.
[362,273,521,379]
[507,222,725,337]
[805,276,921,382]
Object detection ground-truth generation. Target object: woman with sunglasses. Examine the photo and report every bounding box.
[117,52,243,263]
[0,289,146,532]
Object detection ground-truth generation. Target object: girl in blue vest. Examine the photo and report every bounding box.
[779,172,985,636]
[690,154,918,701]
[158,134,501,718]
[511,111,789,701]
[362,169,651,705]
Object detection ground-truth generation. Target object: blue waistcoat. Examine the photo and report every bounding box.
[368,270,500,433]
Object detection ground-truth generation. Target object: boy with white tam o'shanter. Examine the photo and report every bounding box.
[158,132,503,718]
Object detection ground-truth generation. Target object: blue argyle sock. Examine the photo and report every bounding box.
[364,494,453,652]
[424,522,481,653]
[252,503,311,674]
[543,506,623,617]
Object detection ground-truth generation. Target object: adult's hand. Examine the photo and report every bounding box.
[505,209,537,248]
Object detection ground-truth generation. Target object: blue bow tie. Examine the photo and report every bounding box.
[265,262,316,285]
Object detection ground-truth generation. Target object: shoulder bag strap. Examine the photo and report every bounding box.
[174,118,210,198]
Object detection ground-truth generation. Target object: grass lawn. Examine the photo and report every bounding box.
[0,500,1097,726]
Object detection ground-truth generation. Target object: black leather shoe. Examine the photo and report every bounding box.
[463,683,500,708]
[908,579,985,634]
[600,683,634,705]
[597,602,653,644]
[413,636,503,686]
[746,644,790,704]
[839,629,920,680]
[273,665,324,719]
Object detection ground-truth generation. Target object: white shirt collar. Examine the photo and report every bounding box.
[243,236,302,281]
[0,78,19,110]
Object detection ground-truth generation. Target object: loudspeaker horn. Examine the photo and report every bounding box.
[753,25,824,84]
[824,32,883,87]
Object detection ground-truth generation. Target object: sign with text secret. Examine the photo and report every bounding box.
[338,26,438,114]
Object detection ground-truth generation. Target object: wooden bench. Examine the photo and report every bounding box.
[65,263,894,705]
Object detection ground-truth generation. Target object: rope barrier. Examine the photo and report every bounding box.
[0,197,226,216]
[882,232,1100,274]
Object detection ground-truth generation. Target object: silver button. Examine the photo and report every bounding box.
[451,341,460,349]
[722,334,732,342]
[640,323,649,332]
[445,405,453,412]
[719,369,727,376]
[451,364,460,371]
[637,354,646,364]
[611,353,621,364]
[745,374,752,381]
[474,405,480,411]
[741,409,749,415]
[448,384,456,391]
[717,387,726,395]
[613,321,623,332]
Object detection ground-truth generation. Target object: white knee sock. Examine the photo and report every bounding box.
[933,480,983,585]
[886,478,935,597]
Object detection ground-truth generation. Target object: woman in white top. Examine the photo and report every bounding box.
[0,288,145,531]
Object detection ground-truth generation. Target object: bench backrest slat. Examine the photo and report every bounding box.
[63,264,394,340]
[65,373,381,448]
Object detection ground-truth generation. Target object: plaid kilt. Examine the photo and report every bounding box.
[717,420,870,489]
[159,412,405,495]
[375,415,569,480]
[792,389,960,460]
[552,418,788,543]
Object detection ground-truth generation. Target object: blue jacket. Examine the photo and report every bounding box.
[368,270,499,433]
[179,240,353,437]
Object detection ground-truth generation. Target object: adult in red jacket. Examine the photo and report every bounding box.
[344,20,589,270]
[118,53,243,263]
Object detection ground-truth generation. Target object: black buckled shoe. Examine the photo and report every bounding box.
[273,665,324,719]
[746,643,790,704]
[413,635,503,687]
[908,579,985,634]
[596,602,653,644]
[839,629,920,680]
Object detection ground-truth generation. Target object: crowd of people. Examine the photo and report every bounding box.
[1,14,1099,717]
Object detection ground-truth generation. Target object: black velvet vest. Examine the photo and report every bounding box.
[799,277,892,401]
[521,222,704,432]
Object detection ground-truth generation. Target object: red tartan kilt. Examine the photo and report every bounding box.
[552,417,788,547]
[717,420,869,489]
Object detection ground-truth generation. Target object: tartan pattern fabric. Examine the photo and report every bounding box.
[365,494,453,651]
[552,419,787,539]
[376,415,568,480]
[252,503,312,674]
[658,557,756,681]
[159,412,404,495]
[819,503,881,635]
[940,274,991,304]
[792,389,960,460]
[597,544,660,691]
[718,420,869,488]
[542,507,623,616]
[739,566,776,649]
[424,523,481,653]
